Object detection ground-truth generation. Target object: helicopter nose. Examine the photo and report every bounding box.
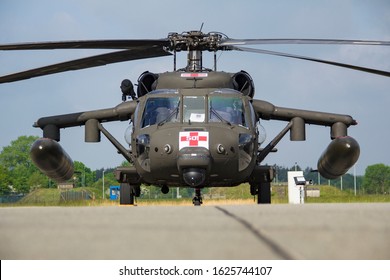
[177,147,210,187]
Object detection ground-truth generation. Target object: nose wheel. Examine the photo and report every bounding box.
[192,188,203,206]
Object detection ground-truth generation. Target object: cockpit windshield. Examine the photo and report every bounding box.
[183,96,206,123]
[141,97,180,127]
[140,92,248,128]
[209,96,247,127]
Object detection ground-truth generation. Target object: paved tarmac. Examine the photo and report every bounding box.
[0,203,389,260]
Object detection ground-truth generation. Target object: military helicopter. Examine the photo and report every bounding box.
[1,31,389,205]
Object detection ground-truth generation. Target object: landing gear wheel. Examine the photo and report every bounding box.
[120,183,132,205]
[258,182,271,204]
[192,188,203,206]
[192,197,202,206]
[120,183,140,205]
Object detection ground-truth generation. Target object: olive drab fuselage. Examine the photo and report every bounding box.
[130,87,259,187]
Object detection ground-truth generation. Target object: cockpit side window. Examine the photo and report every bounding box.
[141,97,180,127]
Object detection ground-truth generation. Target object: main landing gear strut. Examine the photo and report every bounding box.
[249,165,275,204]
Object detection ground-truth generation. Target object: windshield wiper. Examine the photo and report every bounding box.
[158,101,180,127]
[210,106,232,126]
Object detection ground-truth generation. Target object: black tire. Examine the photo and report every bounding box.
[120,183,134,205]
[258,182,271,204]
[192,196,202,206]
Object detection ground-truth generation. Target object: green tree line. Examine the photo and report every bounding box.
[1,136,389,195]
[0,136,118,195]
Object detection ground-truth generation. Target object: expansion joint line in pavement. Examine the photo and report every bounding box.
[215,206,295,260]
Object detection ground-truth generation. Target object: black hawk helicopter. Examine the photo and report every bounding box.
[1,31,389,205]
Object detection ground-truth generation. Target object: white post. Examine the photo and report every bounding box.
[288,171,304,204]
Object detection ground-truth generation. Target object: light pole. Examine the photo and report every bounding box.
[102,170,105,200]
[354,164,357,196]
[274,164,279,185]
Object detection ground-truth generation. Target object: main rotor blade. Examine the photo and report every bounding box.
[233,46,390,78]
[0,47,171,84]
[0,39,170,50]
[220,38,390,46]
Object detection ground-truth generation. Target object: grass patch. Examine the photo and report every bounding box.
[305,185,390,203]
[13,187,99,206]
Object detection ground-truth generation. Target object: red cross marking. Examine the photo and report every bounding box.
[180,132,207,146]
[179,131,209,149]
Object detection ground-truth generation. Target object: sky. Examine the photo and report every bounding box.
[0,0,389,175]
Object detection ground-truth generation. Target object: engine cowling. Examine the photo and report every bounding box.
[232,71,255,98]
[317,136,360,179]
[137,71,158,97]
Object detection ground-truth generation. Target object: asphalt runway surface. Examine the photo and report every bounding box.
[0,203,389,260]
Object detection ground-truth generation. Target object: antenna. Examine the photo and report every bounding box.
[199,22,204,32]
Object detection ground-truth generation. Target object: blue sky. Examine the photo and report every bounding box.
[0,0,389,175]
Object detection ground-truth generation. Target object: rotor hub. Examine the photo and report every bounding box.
[167,31,229,72]
[167,31,227,52]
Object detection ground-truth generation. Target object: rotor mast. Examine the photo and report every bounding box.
[187,50,202,71]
